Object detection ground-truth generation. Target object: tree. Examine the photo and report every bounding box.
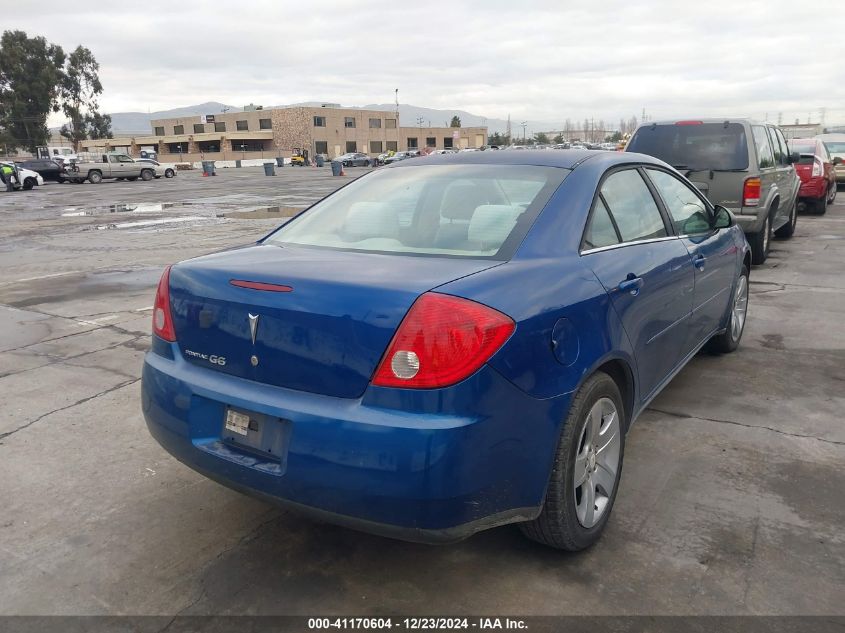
[553,133,564,144]
[450,115,461,128]
[86,111,113,139]
[488,131,509,146]
[628,116,638,133]
[619,118,627,135]
[0,30,65,152]
[60,45,105,150]
[607,131,623,142]
[533,132,550,144]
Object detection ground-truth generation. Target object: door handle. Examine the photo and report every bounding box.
[693,254,706,270]
[618,275,644,295]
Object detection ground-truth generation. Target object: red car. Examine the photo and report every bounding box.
[790,138,839,214]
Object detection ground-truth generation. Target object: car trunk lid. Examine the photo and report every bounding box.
[169,243,500,398]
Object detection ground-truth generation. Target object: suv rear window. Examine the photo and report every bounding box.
[627,122,749,171]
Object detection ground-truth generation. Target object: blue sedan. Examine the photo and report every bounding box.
[142,150,750,550]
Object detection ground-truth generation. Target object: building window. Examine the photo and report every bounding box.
[193,123,205,133]
[197,141,220,152]
[167,142,188,153]
[346,141,357,153]
[313,116,326,127]
[215,122,226,132]
[426,137,436,147]
[154,126,165,136]
[315,141,328,155]
[259,118,272,130]
[407,137,418,149]
[369,118,382,129]
[385,119,397,129]
[236,120,249,131]
[444,137,453,149]
[231,140,267,152]
[173,125,184,135]
[370,141,383,153]
[386,141,397,151]
[344,117,356,128]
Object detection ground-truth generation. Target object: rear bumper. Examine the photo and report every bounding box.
[798,177,828,199]
[141,341,569,542]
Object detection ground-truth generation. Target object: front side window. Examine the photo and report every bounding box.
[599,169,667,242]
[264,165,568,259]
[647,169,710,234]
[752,125,775,168]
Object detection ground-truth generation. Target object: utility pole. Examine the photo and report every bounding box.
[395,89,399,124]
[506,114,512,143]
[521,121,527,142]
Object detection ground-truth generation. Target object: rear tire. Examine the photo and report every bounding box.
[774,200,797,238]
[827,183,837,205]
[88,171,103,184]
[140,169,154,181]
[815,194,828,215]
[708,265,749,354]
[519,371,625,551]
[749,213,771,265]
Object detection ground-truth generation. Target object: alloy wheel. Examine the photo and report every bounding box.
[731,275,749,342]
[574,397,621,528]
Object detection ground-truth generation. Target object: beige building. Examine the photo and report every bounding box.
[80,105,487,162]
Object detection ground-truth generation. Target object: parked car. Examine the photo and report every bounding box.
[16,158,67,183]
[787,138,838,214]
[1,162,44,190]
[135,158,178,179]
[626,119,800,264]
[142,150,750,551]
[816,133,845,186]
[66,153,156,184]
[339,152,371,167]
[383,151,413,164]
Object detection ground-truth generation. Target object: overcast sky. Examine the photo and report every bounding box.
[7,0,845,129]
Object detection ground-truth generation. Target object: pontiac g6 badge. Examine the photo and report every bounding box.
[248,313,260,345]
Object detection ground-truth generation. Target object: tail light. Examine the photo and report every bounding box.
[153,265,176,342]
[743,177,761,207]
[372,293,515,389]
[811,159,823,178]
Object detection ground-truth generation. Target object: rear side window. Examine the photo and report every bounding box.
[752,126,775,168]
[767,127,786,165]
[627,123,749,171]
[647,169,711,234]
[599,170,667,243]
[583,199,620,249]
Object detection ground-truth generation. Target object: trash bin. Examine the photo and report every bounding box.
[315,155,325,167]
[370,158,377,168]
[202,160,217,176]
[275,157,284,168]
[263,163,276,176]
[235,159,242,168]
[331,160,343,176]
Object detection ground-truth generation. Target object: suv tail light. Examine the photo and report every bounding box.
[153,265,176,342]
[743,177,761,207]
[811,159,823,178]
[372,293,515,389]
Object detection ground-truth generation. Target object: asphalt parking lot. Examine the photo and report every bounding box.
[0,166,843,616]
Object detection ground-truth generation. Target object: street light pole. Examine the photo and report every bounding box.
[521,121,527,142]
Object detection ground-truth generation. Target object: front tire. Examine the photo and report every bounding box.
[749,213,771,265]
[165,169,175,178]
[519,371,625,551]
[774,200,797,238]
[708,264,749,354]
[23,178,35,190]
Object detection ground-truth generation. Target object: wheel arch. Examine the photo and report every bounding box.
[594,358,635,432]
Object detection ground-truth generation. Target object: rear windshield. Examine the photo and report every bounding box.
[790,142,816,155]
[823,142,845,154]
[627,122,749,171]
[264,165,567,259]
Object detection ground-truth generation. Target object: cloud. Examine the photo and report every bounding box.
[6,0,844,127]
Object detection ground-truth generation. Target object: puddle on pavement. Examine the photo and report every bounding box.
[62,202,198,216]
[221,206,302,219]
[85,216,211,231]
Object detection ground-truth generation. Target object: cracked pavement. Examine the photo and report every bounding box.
[0,168,842,616]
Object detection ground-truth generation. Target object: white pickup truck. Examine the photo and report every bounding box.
[67,153,156,184]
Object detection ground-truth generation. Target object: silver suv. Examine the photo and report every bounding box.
[626,119,800,264]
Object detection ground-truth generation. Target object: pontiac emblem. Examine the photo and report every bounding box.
[248,313,260,345]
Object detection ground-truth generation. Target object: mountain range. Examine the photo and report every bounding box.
[95,101,565,136]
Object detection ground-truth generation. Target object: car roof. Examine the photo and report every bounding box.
[641,118,759,126]
[390,148,667,170]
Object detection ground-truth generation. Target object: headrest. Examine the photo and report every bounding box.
[468,205,524,247]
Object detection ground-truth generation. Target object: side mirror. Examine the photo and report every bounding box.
[788,151,800,164]
[834,157,843,166]
[713,205,733,229]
